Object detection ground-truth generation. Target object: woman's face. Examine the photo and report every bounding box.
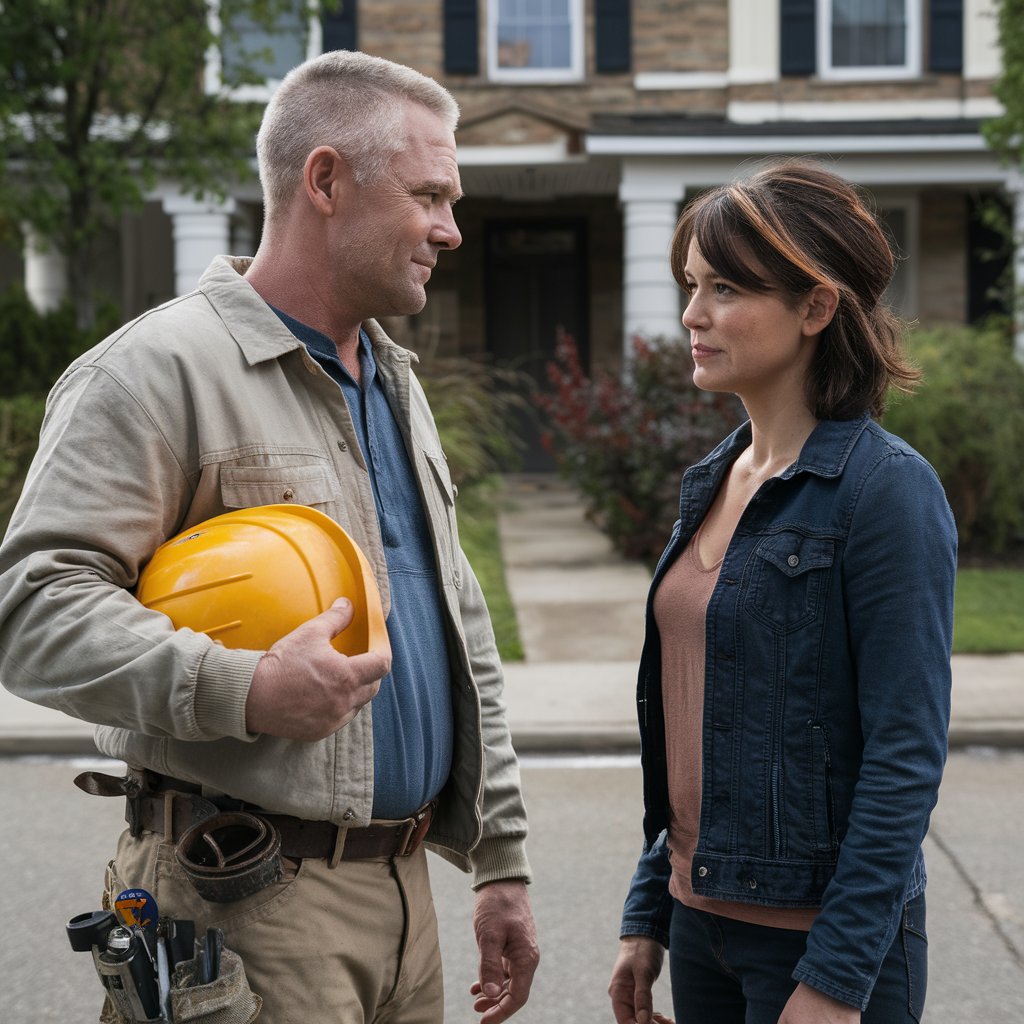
[680,240,819,408]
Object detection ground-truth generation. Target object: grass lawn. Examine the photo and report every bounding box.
[456,479,524,662]
[954,568,1024,654]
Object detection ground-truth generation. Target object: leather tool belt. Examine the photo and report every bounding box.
[75,769,436,902]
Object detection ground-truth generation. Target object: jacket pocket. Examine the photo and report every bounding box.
[219,463,334,509]
[745,531,834,632]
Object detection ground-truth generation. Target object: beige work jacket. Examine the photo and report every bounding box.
[0,256,529,886]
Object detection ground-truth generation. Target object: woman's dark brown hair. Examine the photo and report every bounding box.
[670,159,919,419]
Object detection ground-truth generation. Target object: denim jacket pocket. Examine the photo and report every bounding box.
[746,531,835,632]
[808,722,837,854]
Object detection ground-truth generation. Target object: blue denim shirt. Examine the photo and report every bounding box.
[621,414,956,1010]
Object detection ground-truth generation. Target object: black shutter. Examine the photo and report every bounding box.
[780,0,816,76]
[929,0,963,73]
[444,0,479,75]
[321,1,357,52]
[596,0,631,73]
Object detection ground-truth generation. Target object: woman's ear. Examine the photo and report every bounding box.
[801,284,839,337]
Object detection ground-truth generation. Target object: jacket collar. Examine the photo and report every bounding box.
[196,255,417,372]
[696,414,872,482]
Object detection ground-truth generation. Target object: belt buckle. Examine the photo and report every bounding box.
[397,803,433,857]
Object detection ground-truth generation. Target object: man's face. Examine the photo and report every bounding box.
[334,101,462,320]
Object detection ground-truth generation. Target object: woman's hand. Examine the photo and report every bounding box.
[778,982,860,1023]
[608,936,671,1024]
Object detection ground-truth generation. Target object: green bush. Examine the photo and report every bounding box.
[882,319,1024,555]
[537,333,743,564]
[0,394,46,533]
[418,354,530,488]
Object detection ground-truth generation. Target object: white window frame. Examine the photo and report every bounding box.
[817,0,922,81]
[487,0,585,85]
[876,195,920,318]
[205,0,322,102]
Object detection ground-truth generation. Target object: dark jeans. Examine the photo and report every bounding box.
[668,894,928,1023]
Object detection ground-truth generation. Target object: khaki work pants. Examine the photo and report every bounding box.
[104,827,445,1023]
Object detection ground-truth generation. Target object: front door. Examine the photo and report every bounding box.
[485,221,589,470]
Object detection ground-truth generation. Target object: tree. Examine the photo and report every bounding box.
[0,0,304,323]
[983,0,1024,166]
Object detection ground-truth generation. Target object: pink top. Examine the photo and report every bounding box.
[654,521,819,931]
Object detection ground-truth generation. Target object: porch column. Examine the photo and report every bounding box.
[23,226,67,312]
[1011,170,1024,364]
[620,161,686,357]
[162,193,237,296]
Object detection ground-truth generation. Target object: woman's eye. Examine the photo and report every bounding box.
[714,282,734,296]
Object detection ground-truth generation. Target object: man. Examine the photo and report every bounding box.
[0,51,538,1023]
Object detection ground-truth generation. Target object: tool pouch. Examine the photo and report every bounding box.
[175,812,282,903]
[97,948,262,1024]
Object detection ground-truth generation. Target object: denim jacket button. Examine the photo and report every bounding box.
[697,866,709,877]
[748,878,758,889]
[787,554,800,567]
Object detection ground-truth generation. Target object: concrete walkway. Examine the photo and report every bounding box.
[1,474,1022,754]
[498,473,1024,752]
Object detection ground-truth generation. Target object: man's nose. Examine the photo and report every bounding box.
[433,205,462,251]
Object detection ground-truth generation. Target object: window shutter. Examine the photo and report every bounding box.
[321,1,357,52]
[780,0,816,76]
[929,0,963,73]
[596,0,631,73]
[444,0,479,75]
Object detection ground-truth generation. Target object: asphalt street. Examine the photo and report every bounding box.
[0,748,1021,1023]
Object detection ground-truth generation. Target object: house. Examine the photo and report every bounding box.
[5,1,1018,440]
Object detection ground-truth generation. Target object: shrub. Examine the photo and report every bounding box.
[0,394,46,534]
[536,333,743,564]
[0,283,119,398]
[882,319,1024,555]
[418,354,530,489]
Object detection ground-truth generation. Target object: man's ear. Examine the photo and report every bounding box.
[802,284,839,337]
[302,146,351,216]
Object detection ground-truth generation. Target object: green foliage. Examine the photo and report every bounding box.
[0,283,118,398]
[882,320,1024,554]
[0,1,306,316]
[954,569,1024,653]
[537,333,743,565]
[455,479,523,661]
[418,355,530,488]
[0,394,46,534]
[983,0,1024,165]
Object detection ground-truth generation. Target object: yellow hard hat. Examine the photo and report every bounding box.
[136,504,389,657]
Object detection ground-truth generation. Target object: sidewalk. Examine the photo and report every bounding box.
[496,474,1024,753]
[1,474,1022,755]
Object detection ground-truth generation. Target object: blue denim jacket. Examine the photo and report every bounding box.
[621,414,956,1010]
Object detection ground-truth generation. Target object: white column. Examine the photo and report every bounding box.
[1011,170,1024,364]
[23,226,67,312]
[620,161,686,355]
[162,193,237,296]
[729,0,780,83]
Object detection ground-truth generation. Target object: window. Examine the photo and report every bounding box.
[208,1,356,100]
[220,0,308,86]
[877,199,918,317]
[818,0,921,79]
[488,0,584,83]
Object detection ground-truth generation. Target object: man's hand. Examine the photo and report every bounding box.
[244,598,391,740]
[470,880,539,1023]
[778,982,861,1024]
[608,935,668,1024]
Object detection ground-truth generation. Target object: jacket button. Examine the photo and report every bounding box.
[342,809,355,821]
[748,878,758,889]
[282,488,294,501]
[337,440,348,452]
[697,866,709,878]
[787,554,800,567]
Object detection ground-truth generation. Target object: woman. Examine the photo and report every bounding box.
[608,160,956,1024]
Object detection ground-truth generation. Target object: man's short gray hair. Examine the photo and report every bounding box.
[256,51,460,224]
